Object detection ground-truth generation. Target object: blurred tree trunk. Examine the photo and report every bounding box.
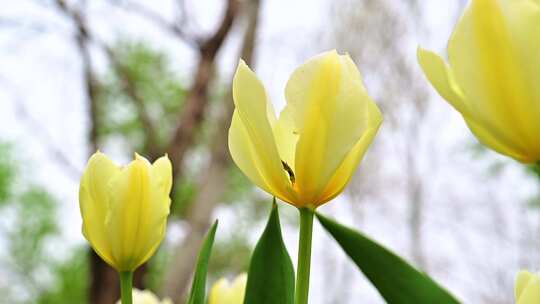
[54,1,150,302]
[162,0,261,301]
[166,0,239,179]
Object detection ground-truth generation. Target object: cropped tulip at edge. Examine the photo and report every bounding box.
[228,50,382,209]
[79,151,172,271]
[115,289,173,304]
[209,273,247,304]
[418,0,540,163]
[515,271,540,304]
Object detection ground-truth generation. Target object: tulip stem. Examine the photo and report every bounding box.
[295,207,314,304]
[119,271,133,304]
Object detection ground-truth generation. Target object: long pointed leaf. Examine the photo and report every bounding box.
[317,213,460,304]
[244,200,295,304]
[187,220,218,304]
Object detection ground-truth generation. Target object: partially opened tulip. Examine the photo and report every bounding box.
[228,50,382,209]
[79,151,172,304]
[228,50,382,304]
[209,273,247,304]
[418,0,540,163]
[515,271,540,304]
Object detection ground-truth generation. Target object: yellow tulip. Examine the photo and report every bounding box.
[228,50,382,208]
[116,289,173,304]
[209,273,247,304]
[515,271,540,304]
[79,151,172,271]
[418,0,540,163]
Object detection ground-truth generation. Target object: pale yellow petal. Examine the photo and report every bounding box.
[465,118,533,162]
[518,275,540,304]
[230,60,294,202]
[273,104,298,170]
[286,51,372,204]
[318,101,382,205]
[106,155,169,270]
[209,274,247,304]
[416,48,469,116]
[79,151,120,266]
[448,0,534,154]
[516,271,534,301]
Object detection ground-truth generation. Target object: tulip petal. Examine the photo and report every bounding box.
[286,51,372,204]
[273,104,298,170]
[106,155,168,270]
[465,117,533,162]
[448,0,535,152]
[416,48,469,116]
[518,275,540,304]
[516,271,534,301]
[318,101,382,205]
[229,61,294,202]
[79,151,120,266]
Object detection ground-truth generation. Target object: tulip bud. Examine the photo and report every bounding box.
[79,151,172,271]
[209,273,247,304]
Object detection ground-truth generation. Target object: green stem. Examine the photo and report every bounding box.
[295,207,314,304]
[119,271,133,304]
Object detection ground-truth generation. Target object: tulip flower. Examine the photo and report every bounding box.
[209,274,247,304]
[417,0,540,163]
[515,271,540,304]
[79,151,172,304]
[228,50,382,304]
[116,289,172,304]
[228,50,382,209]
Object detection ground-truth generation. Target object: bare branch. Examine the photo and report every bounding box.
[162,0,259,301]
[0,78,83,180]
[106,0,200,47]
[166,0,239,179]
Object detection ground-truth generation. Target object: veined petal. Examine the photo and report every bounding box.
[106,155,168,271]
[317,101,382,205]
[230,60,294,202]
[465,117,533,162]
[448,0,534,153]
[79,151,120,266]
[416,48,469,116]
[286,51,371,204]
[498,0,540,157]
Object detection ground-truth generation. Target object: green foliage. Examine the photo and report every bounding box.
[223,166,252,204]
[0,142,15,205]
[8,187,58,275]
[171,178,197,217]
[316,213,461,304]
[187,220,218,304]
[209,237,251,278]
[96,41,187,154]
[244,202,295,304]
[36,247,89,304]
[0,142,87,304]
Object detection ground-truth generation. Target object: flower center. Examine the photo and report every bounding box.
[281,160,295,185]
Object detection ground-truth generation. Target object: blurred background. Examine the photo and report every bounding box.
[1,0,539,303]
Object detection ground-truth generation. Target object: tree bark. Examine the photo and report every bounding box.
[162,0,261,301]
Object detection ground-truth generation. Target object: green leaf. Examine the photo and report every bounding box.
[187,220,218,304]
[316,213,461,304]
[244,200,295,304]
